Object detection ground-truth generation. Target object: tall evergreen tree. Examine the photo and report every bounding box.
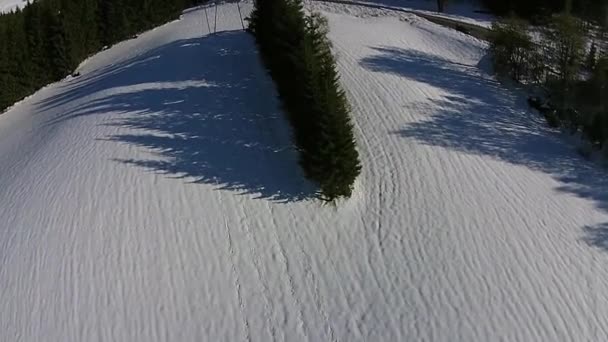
[43,6,71,80]
[250,1,361,200]
[23,3,48,86]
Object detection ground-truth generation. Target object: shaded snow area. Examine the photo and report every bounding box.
[1,2,608,341]
[0,0,26,13]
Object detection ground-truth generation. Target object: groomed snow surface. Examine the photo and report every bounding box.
[1,2,608,341]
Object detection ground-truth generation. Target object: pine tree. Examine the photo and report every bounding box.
[543,14,587,111]
[307,15,360,199]
[23,2,49,86]
[587,42,598,71]
[43,6,71,79]
[296,13,360,200]
[249,1,361,200]
[490,16,534,81]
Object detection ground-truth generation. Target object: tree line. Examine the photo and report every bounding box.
[434,1,608,25]
[480,0,608,24]
[0,0,202,112]
[490,12,608,150]
[248,0,361,200]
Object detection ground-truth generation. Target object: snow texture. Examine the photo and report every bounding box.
[309,0,494,27]
[1,2,608,341]
[0,0,26,13]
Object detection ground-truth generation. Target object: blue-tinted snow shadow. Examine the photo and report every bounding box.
[583,223,608,251]
[360,46,608,251]
[37,31,316,202]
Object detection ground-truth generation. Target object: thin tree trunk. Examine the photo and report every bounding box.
[437,0,445,12]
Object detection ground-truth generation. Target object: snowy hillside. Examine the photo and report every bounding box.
[1,1,608,341]
[311,0,494,27]
[0,0,26,13]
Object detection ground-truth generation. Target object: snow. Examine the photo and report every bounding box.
[1,1,608,341]
[0,0,26,13]
[309,0,494,28]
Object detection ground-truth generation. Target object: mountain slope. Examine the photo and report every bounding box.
[1,2,608,341]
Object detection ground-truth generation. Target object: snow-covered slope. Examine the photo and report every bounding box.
[1,2,608,341]
[310,0,494,27]
[0,0,26,13]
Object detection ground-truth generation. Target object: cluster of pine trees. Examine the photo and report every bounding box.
[0,0,201,112]
[490,12,608,148]
[248,0,361,200]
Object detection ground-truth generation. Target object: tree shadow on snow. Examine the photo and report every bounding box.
[36,31,316,202]
[583,223,608,251]
[360,46,608,251]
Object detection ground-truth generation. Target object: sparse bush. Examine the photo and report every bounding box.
[543,14,586,86]
[489,17,535,81]
[526,48,547,84]
[542,14,586,115]
[488,6,608,152]
[249,0,361,200]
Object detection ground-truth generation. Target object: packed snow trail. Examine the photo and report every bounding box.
[1,2,608,341]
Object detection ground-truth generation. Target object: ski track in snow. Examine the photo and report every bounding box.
[1,1,608,341]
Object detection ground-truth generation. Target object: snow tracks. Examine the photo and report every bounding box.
[1,2,608,342]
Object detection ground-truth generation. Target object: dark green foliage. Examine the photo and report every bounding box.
[573,56,608,147]
[0,0,198,112]
[543,15,587,84]
[587,42,598,71]
[249,0,361,200]
[480,0,608,24]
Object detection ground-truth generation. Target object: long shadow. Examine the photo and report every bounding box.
[584,223,608,251]
[360,46,608,250]
[40,31,316,202]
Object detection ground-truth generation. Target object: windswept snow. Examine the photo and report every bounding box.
[1,2,608,341]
